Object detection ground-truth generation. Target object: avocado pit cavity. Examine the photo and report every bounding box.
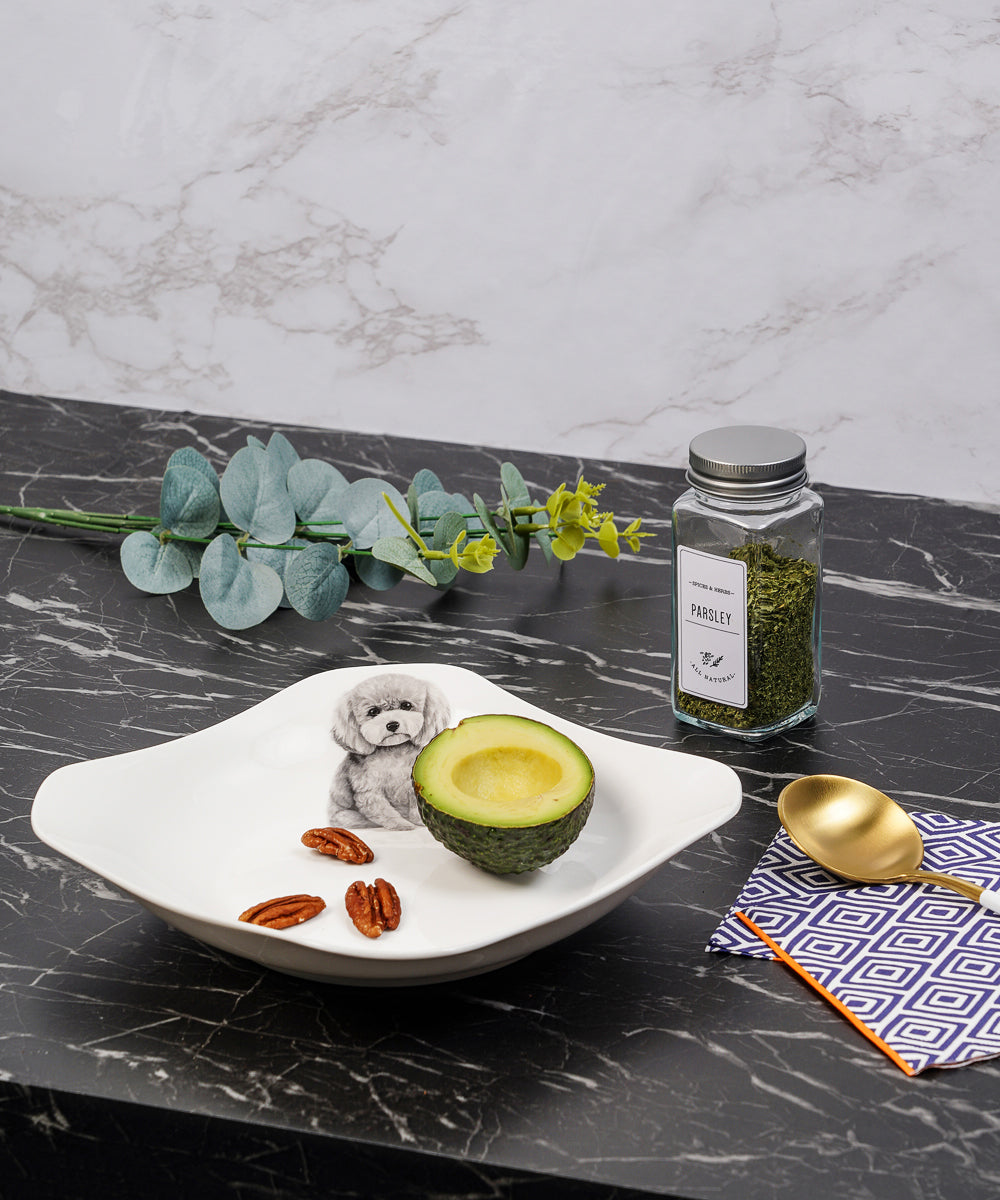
[412,713,595,874]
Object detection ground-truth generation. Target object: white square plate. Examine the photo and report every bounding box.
[31,664,741,986]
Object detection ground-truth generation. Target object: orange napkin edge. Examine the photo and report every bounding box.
[735,910,916,1076]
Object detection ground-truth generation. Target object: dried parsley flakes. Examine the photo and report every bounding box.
[676,541,818,732]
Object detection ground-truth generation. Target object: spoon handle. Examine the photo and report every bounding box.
[913,870,1000,913]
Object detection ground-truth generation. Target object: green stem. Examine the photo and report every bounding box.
[0,506,157,535]
[0,505,159,524]
[1,502,516,558]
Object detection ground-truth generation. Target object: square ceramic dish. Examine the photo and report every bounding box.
[31,663,741,985]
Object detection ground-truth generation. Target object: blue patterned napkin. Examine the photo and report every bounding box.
[710,811,1000,1075]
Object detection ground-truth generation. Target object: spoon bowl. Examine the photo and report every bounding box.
[777,774,1000,912]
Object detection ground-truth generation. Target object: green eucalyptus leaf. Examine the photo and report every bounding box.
[498,483,530,571]
[472,493,502,541]
[498,472,531,570]
[169,537,208,579]
[160,463,221,538]
[120,531,194,594]
[338,478,408,550]
[355,555,404,590]
[198,533,284,629]
[473,492,514,558]
[507,529,531,570]
[287,458,349,532]
[284,542,350,620]
[432,511,466,546]
[417,489,474,528]
[371,536,439,586]
[149,524,205,576]
[407,469,442,526]
[500,461,532,509]
[220,445,297,543]
[406,482,420,528]
[429,511,465,588]
[247,435,267,452]
[533,527,555,564]
[247,538,308,608]
[166,447,220,493]
[499,462,533,568]
[411,468,444,495]
[428,559,458,588]
[266,431,300,482]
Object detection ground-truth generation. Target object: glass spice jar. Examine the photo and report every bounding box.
[671,425,823,740]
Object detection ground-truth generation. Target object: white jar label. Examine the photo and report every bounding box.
[676,546,748,708]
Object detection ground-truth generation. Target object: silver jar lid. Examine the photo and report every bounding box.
[687,425,809,498]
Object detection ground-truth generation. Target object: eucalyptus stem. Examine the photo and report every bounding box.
[1,443,649,631]
[0,505,159,524]
[0,503,506,554]
[0,505,159,535]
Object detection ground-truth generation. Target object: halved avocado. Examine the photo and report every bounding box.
[411,713,596,875]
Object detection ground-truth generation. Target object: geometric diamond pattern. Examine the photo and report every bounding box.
[708,811,1000,1074]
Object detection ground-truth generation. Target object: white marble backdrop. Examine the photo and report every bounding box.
[2,1,999,503]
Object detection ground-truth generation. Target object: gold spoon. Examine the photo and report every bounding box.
[777,774,1000,913]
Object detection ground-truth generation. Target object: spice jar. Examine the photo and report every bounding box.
[671,425,823,740]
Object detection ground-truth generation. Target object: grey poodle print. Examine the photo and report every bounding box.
[328,673,451,830]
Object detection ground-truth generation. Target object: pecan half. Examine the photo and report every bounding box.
[372,877,401,931]
[345,878,401,938]
[238,894,326,929]
[301,827,374,864]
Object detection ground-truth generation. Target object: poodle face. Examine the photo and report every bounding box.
[332,673,451,757]
[354,694,423,750]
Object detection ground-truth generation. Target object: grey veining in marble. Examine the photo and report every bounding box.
[2,392,1000,1199]
[2,4,1000,505]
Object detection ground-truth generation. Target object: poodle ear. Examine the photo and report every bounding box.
[416,681,451,748]
[331,693,375,756]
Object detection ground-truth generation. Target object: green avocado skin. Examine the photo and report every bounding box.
[415,783,596,875]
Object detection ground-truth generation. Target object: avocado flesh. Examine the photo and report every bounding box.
[412,714,595,874]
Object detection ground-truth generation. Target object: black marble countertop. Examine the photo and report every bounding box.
[3,392,1000,1200]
